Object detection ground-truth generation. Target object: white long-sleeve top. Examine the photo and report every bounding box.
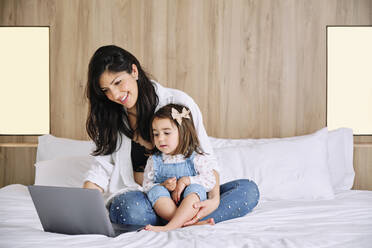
[84,81,219,205]
[142,153,217,192]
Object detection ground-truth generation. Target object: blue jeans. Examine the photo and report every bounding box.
[109,179,259,225]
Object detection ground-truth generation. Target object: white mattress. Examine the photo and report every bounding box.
[0,184,371,248]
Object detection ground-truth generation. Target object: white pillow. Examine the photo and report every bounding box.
[35,129,353,194]
[210,127,354,191]
[36,134,95,162]
[214,127,335,200]
[34,156,94,187]
[328,128,354,191]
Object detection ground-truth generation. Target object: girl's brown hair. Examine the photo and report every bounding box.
[149,104,204,158]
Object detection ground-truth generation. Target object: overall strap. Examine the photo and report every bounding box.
[151,153,164,172]
[185,152,197,175]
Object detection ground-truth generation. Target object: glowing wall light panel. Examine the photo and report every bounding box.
[0,27,49,135]
[327,26,372,135]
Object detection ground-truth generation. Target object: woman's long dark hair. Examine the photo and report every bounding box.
[86,45,158,156]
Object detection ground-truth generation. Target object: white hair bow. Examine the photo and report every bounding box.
[171,107,190,125]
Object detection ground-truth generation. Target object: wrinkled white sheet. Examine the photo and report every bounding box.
[0,184,371,248]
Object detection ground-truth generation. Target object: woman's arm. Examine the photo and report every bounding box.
[83,155,113,193]
[183,170,220,226]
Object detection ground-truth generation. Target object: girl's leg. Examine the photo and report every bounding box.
[146,193,200,232]
[109,191,163,226]
[153,197,177,221]
[202,179,259,223]
[146,184,208,232]
[147,185,177,220]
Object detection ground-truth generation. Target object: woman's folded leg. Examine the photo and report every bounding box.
[202,179,260,223]
[109,190,163,226]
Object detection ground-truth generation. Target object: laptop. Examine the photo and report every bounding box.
[28,185,144,237]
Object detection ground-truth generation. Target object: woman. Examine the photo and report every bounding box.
[83,45,259,226]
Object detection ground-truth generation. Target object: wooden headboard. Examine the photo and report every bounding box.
[1,0,371,189]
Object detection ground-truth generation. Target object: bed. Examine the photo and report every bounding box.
[1,127,372,248]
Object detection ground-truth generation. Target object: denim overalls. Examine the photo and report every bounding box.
[147,152,207,207]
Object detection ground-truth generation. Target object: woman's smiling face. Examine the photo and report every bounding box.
[99,64,139,113]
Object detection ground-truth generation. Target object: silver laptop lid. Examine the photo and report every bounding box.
[28,185,115,237]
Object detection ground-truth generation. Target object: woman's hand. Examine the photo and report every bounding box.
[171,176,190,204]
[83,181,104,193]
[161,177,177,191]
[182,197,219,226]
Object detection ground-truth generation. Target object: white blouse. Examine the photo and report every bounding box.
[142,153,217,192]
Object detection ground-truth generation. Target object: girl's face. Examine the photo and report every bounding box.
[152,117,179,155]
[99,64,139,113]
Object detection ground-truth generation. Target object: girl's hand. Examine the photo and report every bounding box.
[161,177,177,191]
[182,197,219,226]
[172,177,190,204]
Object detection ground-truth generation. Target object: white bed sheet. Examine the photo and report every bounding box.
[0,184,371,248]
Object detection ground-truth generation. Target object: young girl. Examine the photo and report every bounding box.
[143,104,217,232]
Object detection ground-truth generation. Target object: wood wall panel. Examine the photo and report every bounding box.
[353,146,372,190]
[0,0,372,188]
[1,0,371,140]
[0,147,36,186]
